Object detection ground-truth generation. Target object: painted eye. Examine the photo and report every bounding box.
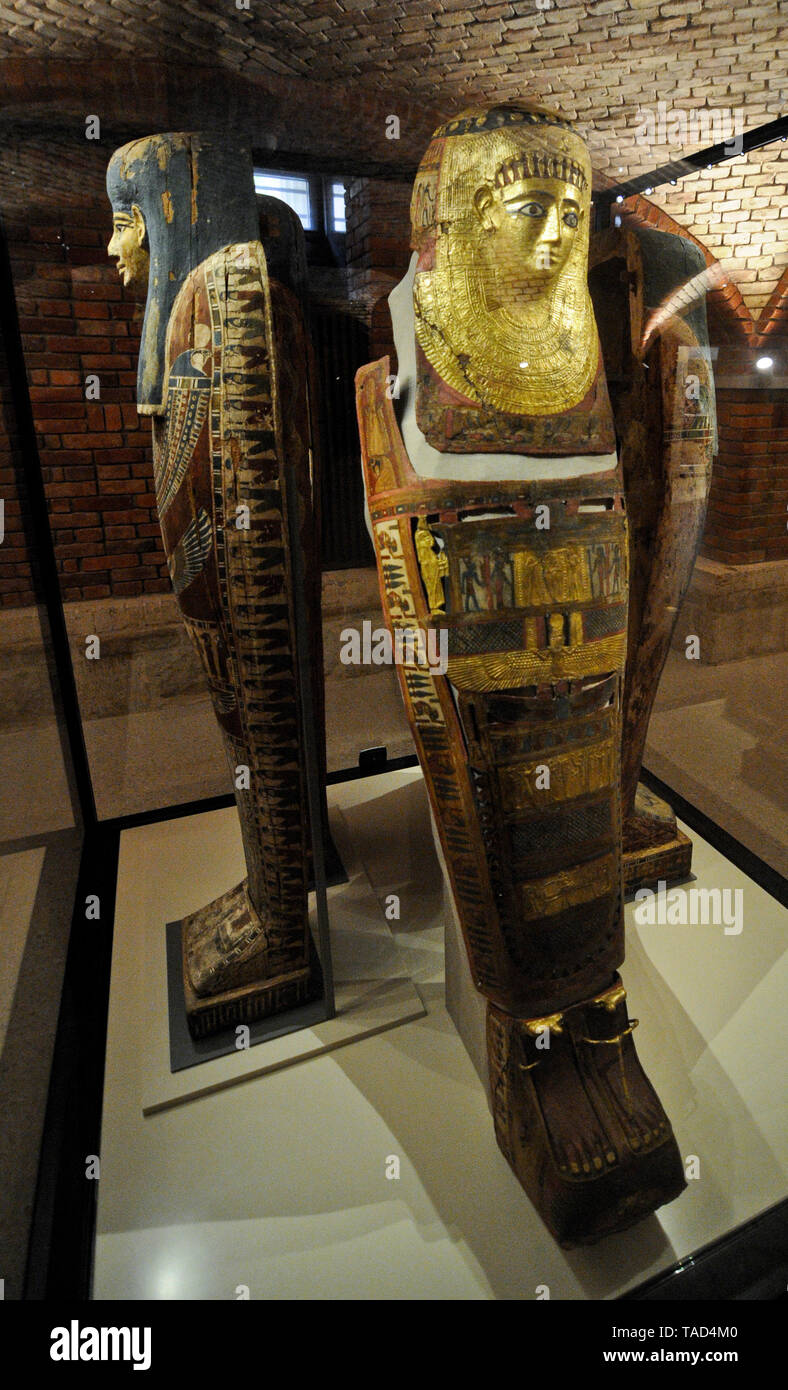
[519,201,546,218]
[563,210,579,228]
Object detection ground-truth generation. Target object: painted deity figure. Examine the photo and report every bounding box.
[357,104,714,1246]
[107,133,321,1038]
[414,517,449,612]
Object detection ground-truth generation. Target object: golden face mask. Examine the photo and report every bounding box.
[412,105,598,421]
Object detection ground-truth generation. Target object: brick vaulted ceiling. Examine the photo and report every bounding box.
[1,1,785,175]
[0,0,786,325]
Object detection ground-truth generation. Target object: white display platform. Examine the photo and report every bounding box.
[144,978,426,1116]
[139,790,427,1112]
[94,768,787,1300]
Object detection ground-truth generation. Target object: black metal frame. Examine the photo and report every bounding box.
[624,1196,788,1300]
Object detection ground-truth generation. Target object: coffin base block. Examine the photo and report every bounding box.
[181,921,321,1041]
[623,782,693,894]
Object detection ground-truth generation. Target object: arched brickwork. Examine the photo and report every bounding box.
[756,265,788,345]
[621,195,753,344]
[621,195,788,566]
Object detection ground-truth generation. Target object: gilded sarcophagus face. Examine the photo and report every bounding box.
[410,105,615,454]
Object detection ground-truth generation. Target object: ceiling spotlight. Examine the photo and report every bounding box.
[616,194,624,204]
[618,167,625,173]
[644,186,653,194]
[614,215,622,227]
[670,178,677,185]
[756,356,773,371]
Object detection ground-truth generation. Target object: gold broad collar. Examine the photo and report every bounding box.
[414,256,598,418]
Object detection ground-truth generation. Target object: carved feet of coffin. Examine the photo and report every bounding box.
[487,976,685,1246]
[623,782,693,894]
[180,879,318,1039]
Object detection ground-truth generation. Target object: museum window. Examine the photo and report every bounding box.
[253,170,315,228]
[253,167,347,258]
[327,179,347,233]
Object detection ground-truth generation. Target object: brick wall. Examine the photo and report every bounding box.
[345,177,412,273]
[703,389,788,566]
[755,266,788,345]
[3,163,416,610]
[647,142,788,324]
[7,207,169,605]
[1,15,782,192]
[0,321,36,608]
[0,57,440,179]
[345,176,413,361]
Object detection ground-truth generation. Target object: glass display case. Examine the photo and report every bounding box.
[0,10,786,1317]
